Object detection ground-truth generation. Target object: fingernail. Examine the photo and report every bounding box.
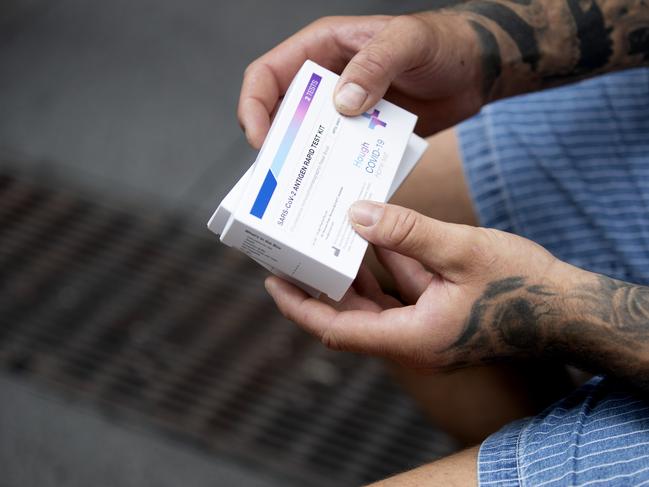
[335,82,367,112]
[349,201,383,227]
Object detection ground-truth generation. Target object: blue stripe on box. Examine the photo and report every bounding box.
[250,170,277,219]
[250,72,322,219]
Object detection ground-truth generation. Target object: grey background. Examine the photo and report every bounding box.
[0,1,452,485]
[0,374,279,487]
[0,0,453,226]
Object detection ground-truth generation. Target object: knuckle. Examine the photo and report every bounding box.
[278,303,296,323]
[308,15,344,36]
[243,60,257,78]
[467,228,502,269]
[391,14,428,36]
[389,14,431,53]
[353,44,392,79]
[320,328,342,351]
[307,16,327,30]
[313,15,337,27]
[383,208,419,249]
[296,304,315,328]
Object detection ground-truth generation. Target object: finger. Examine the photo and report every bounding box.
[265,276,415,356]
[353,264,402,309]
[324,279,383,313]
[238,59,284,149]
[238,98,272,149]
[374,247,433,305]
[238,16,386,147]
[265,276,338,334]
[385,91,482,137]
[348,201,477,278]
[353,264,384,300]
[334,15,431,115]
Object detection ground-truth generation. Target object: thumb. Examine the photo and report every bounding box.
[349,201,476,276]
[334,15,430,115]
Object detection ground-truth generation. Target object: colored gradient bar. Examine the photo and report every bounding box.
[250,72,322,219]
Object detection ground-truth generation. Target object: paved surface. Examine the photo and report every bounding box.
[0,373,279,487]
[0,0,453,224]
[0,1,455,485]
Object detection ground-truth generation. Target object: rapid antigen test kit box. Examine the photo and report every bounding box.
[208,60,427,301]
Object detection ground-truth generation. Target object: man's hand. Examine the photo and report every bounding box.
[238,13,485,148]
[239,3,649,150]
[266,201,571,370]
[265,202,649,390]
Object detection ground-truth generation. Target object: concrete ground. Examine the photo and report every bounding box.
[0,0,453,225]
[0,374,280,487]
[0,1,454,485]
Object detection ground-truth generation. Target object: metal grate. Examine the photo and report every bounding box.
[0,172,457,486]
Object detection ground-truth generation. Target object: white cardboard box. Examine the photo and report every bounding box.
[207,60,426,300]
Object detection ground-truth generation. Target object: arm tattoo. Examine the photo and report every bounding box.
[449,276,559,356]
[565,0,613,72]
[464,2,542,70]
[449,274,649,391]
[629,27,649,60]
[468,20,503,99]
[451,0,649,100]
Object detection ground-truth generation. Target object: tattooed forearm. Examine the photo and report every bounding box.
[449,274,649,391]
[449,0,649,100]
[469,20,503,99]
[449,276,560,357]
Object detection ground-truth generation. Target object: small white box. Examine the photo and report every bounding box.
[208,60,427,300]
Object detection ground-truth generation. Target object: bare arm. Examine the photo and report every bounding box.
[238,2,649,147]
[450,272,649,391]
[444,0,649,101]
[266,203,649,394]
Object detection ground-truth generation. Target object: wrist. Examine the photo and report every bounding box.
[543,264,649,386]
[411,10,491,106]
[479,259,592,361]
[539,260,594,353]
[416,7,537,106]
[442,0,649,104]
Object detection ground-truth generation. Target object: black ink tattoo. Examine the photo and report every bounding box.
[468,20,503,100]
[454,277,524,347]
[565,0,613,72]
[450,276,556,351]
[572,276,649,335]
[465,2,541,70]
[449,274,649,392]
[629,27,649,61]
[451,0,649,100]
